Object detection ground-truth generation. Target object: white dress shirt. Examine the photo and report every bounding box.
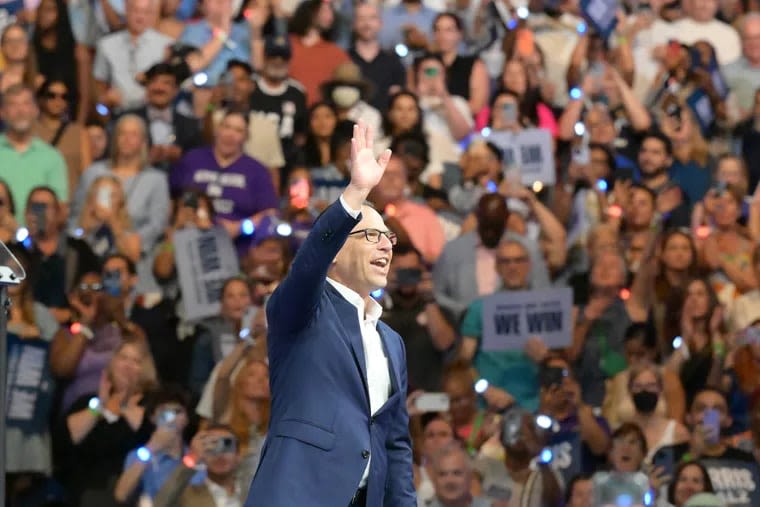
[330,196,393,488]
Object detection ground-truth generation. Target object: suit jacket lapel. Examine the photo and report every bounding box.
[377,323,401,396]
[327,284,371,410]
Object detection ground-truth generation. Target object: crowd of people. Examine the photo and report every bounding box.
[4,0,760,505]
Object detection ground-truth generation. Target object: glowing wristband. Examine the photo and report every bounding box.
[136,446,152,463]
[183,454,198,468]
[88,397,102,416]
[70,322,94,340]
[713,342,726,359]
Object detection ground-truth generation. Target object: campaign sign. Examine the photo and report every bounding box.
[486,129,555,185]
[580,0,617,39]
[6,333,54,435]
[175,226,240,322]
[702,458,760,507]
[481,288,573,351]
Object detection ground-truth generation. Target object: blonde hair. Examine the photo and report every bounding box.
[229,357,270,453]
[110,114,149,169]
[79,175,133,231]
[627,361,663,392]
[108,337,158,394]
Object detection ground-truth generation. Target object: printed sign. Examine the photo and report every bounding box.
[174,226,240,322]
[580,0,617,38]
[6,333,54,435]
[487,129,555,185]
[481,288,573,351]
[702,458,760,507]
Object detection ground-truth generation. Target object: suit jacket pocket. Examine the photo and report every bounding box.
[275,419,336,451]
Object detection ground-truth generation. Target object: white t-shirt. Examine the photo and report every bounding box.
[670,17,741,65]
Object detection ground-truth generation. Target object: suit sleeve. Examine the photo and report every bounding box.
[266,199,360,335]
[383,338,416,507]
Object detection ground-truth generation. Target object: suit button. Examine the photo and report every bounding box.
[322,230,333,240]
[362,450,370,459]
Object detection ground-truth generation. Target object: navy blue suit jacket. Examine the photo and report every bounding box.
[245,200,416,507]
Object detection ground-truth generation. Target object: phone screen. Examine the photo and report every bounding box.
[96,186,112,209]
[703,408,721,444]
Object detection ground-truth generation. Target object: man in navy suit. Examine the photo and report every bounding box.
[245,121,416,507]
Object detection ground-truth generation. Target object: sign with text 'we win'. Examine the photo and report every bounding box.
[481,288,573,351]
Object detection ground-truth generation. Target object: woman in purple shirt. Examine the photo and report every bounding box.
[170,108,279,254]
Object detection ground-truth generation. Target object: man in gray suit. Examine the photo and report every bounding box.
[432,193,550,322]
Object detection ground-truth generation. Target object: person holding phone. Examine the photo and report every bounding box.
[413,53,473,145]
[115,386,199,504]
[154,425,245,507]
[653,388,754,465]
[75,175,142,263]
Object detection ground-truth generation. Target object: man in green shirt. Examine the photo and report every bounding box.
[0,84,68,223]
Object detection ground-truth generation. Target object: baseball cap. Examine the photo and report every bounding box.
[265,36,292,60]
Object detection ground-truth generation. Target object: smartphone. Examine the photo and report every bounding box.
[572,141,590,166]
[396,268,422,287]
[96,186,112,209]
[423,67,439,78]
[157,408,179,427]
[703,408,721,445]
[652,446,675,477]
[239,306,258,341]
[502,102,518,124]
[616,168,634,183]
[589,61,606,80]
[29,202,47,235]
[289,178,310,210]
[414,393,450,413]
[665,102,682,130]
[103,269,121,297]
[207,435,237,455]
[181,191,199,210]
[539,366,569,389]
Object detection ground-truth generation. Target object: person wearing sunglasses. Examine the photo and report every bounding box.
[246,121,415,506]
[34,78,92,199]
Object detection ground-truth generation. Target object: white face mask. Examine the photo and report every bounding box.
[332,85,361,108]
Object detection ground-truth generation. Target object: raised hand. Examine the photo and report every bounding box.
[350,120,391,193]
[343,120,391,210]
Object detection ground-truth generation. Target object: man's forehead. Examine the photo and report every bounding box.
[354,206,385,229]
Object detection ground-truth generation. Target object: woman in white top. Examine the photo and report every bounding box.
[627,362,690,462]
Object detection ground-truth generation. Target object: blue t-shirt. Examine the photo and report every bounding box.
[179,20,250,87]
[123,447,206,499]
[461,297,540,411]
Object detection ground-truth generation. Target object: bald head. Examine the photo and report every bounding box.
[476,193,508,248]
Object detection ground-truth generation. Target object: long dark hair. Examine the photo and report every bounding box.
[288,0,336,41]
[300,102,338,168]
[32,0,75,67]
[381,90,424,139]
[667,461,715,506]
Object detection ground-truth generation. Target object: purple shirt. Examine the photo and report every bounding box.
[171,147,278,222]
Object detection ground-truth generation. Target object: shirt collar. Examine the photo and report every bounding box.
[205,478,240,503]
[327,277,382,323]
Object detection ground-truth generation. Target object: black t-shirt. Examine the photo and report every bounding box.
[250,78,308,160]
[349,48,406,113]
[26,235,101,308]
[381,294,452,392]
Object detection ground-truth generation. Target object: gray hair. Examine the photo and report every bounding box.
[430,441,472,473]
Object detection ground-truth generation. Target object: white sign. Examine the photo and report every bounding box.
[486,128,555,185]
[481,288,573,351]
[175,226,240,322]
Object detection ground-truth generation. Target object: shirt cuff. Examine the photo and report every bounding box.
[339,195,361,219]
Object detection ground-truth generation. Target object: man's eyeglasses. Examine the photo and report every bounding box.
[348,228,398,246]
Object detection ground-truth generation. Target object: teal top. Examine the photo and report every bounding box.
[0,135,68,223]
[461,296,540,411]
